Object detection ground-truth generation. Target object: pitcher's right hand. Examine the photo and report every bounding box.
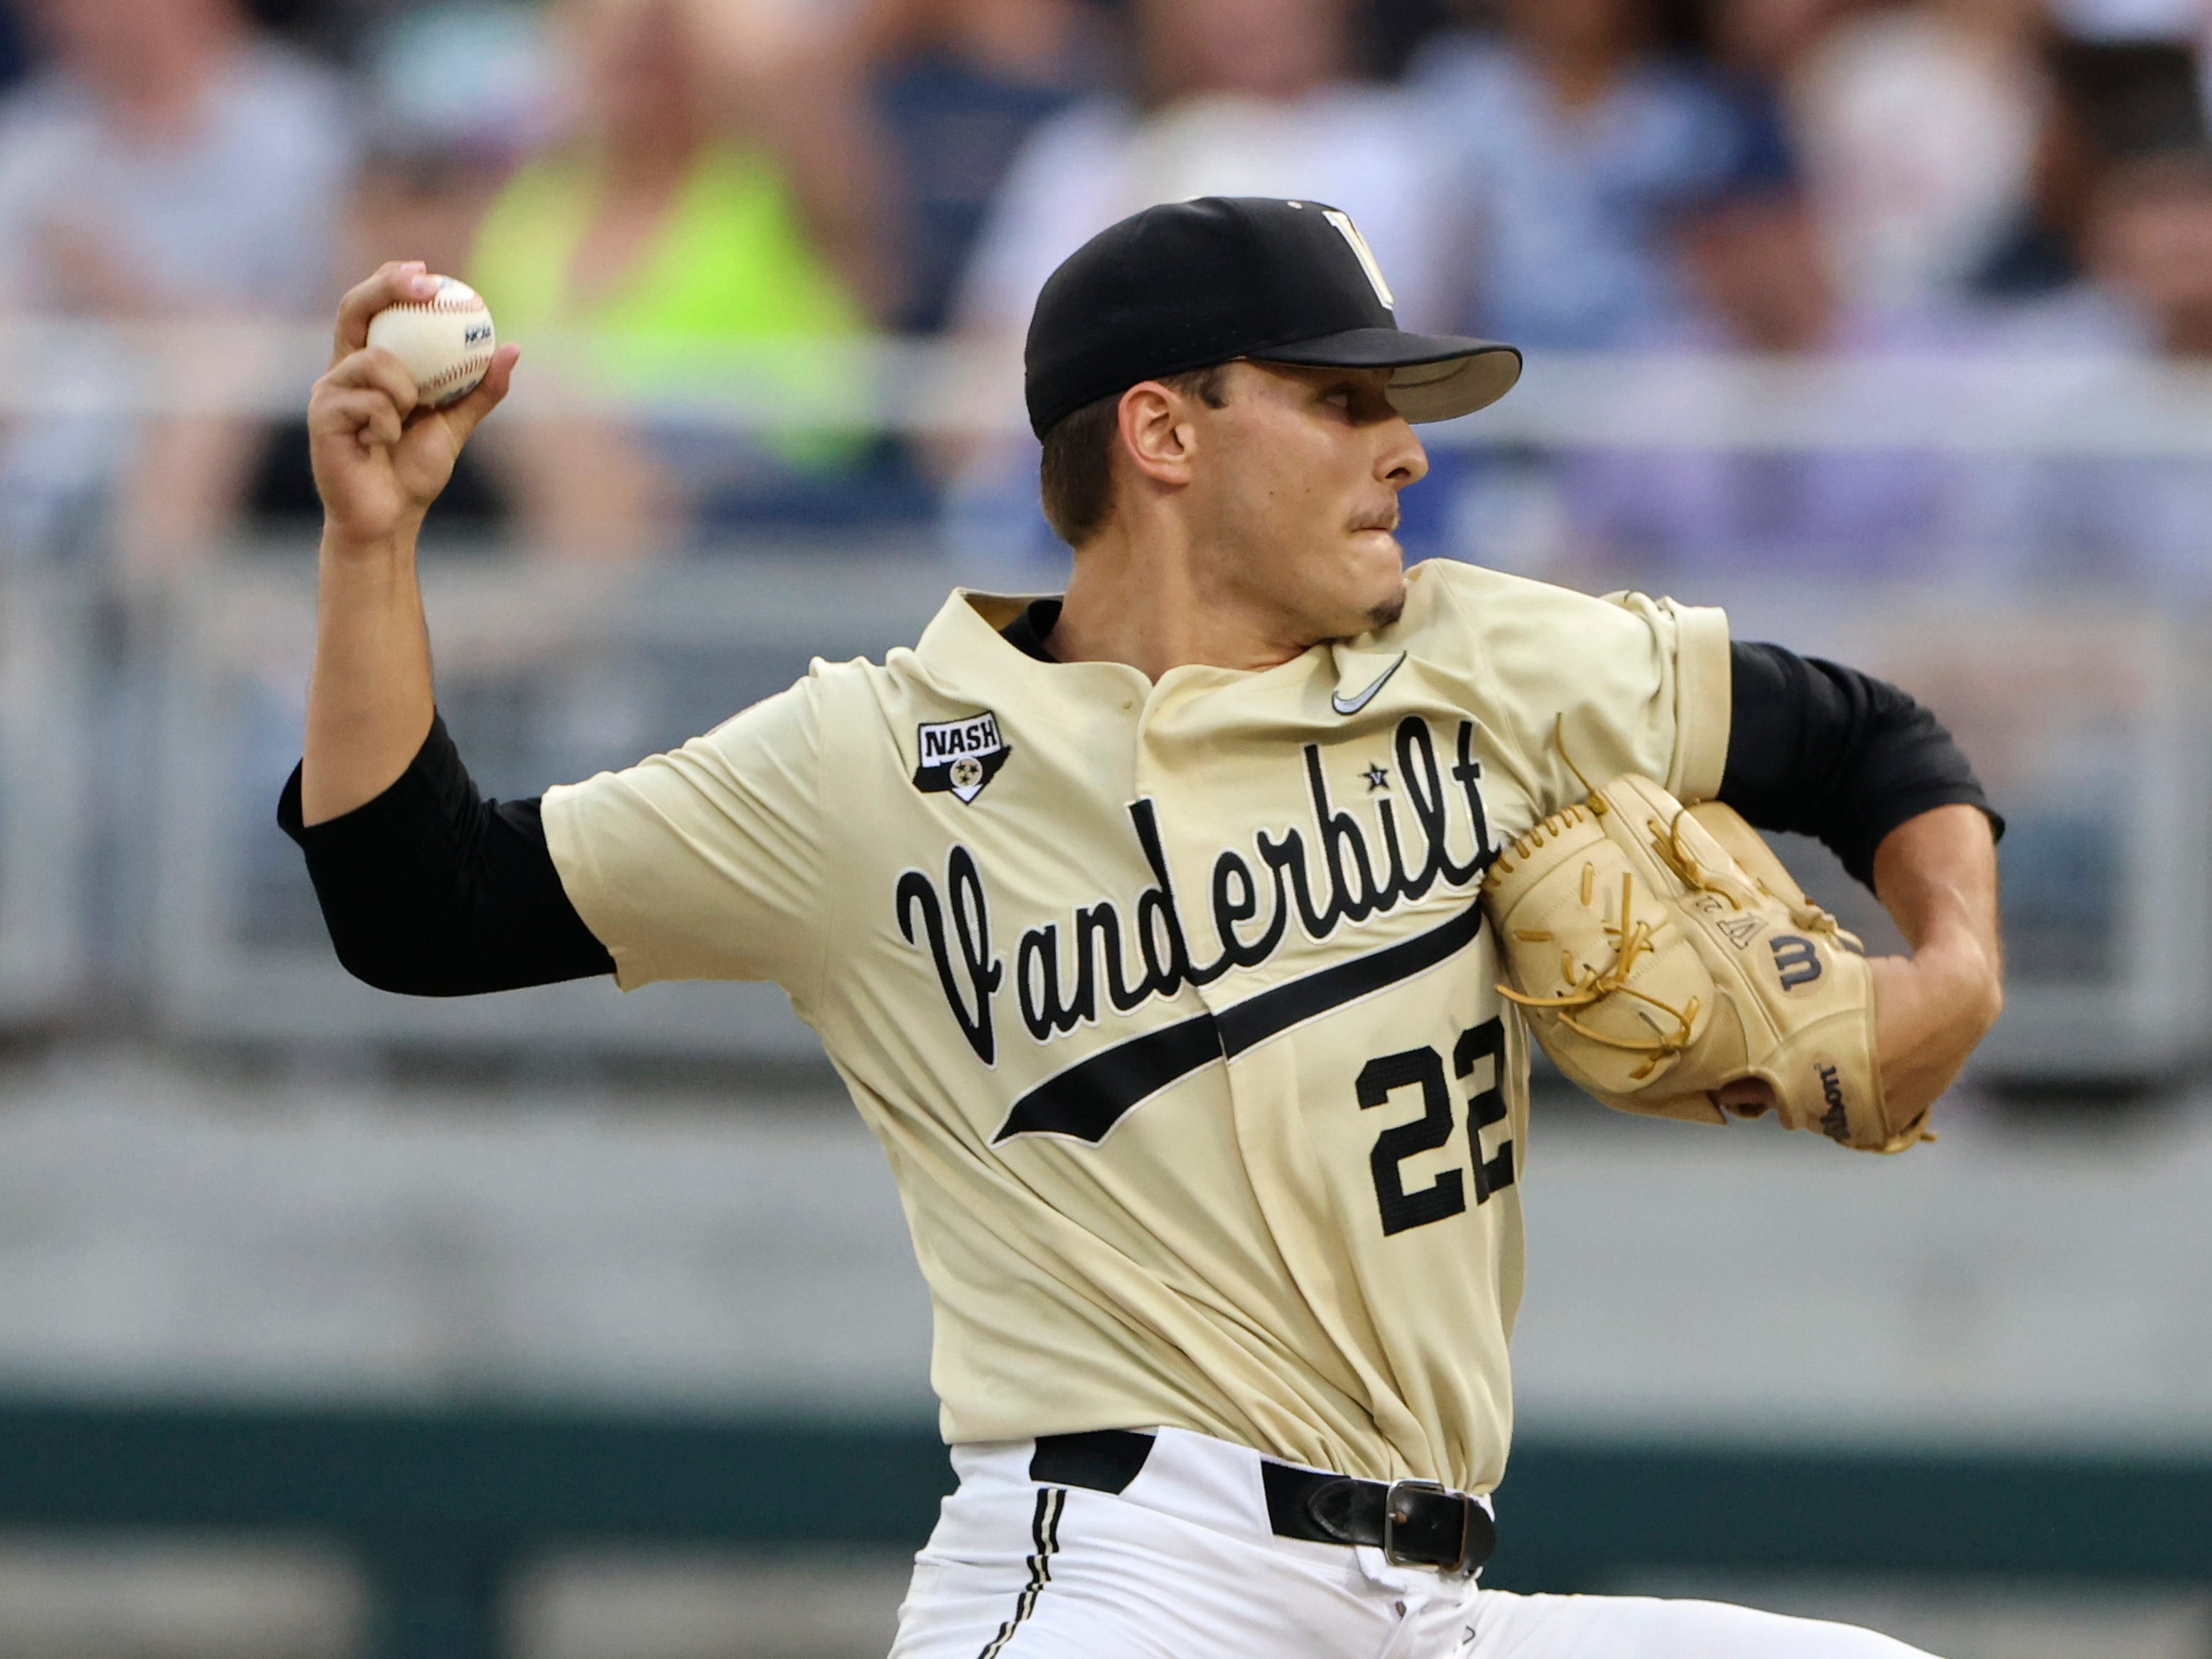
[308,261,519,549]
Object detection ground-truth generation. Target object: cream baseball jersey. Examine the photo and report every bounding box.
[541,558,1730,1495]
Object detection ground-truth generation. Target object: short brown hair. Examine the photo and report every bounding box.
[1037,364,1231,548]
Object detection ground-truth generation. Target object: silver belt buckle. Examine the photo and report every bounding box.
[1383,1477,1469,1574]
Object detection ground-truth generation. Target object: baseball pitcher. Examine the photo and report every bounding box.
[291,202,2002,1657]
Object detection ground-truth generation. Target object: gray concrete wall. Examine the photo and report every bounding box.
[2,1044,2205,1453]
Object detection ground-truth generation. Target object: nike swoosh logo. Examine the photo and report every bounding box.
[1331,652,1406,716]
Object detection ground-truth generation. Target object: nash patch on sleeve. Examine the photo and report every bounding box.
[915,711,1011,804]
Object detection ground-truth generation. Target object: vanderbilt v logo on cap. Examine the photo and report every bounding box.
[1320,209,1395,310]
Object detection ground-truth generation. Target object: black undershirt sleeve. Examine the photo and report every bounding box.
[278,713,614,995]
[1717,640,2001,892]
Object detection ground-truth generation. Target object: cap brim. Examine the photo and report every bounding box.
[1251,328,1523,422]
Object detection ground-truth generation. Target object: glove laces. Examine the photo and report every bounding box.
[1495,865,1702,1081]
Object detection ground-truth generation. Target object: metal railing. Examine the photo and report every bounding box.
[0,573,90,1022]
[0,555,2203,1077]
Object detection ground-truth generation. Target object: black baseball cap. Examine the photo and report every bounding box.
[1023,195,1522,438]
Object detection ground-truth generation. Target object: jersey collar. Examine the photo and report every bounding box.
[916,590,1151,704]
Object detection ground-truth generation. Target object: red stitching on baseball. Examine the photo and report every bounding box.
[384,296,487,315]
[420,352,493,391]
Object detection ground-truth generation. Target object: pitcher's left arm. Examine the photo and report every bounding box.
[1716,642,2002,1120]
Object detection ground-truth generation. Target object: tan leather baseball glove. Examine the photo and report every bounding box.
[1481,772,1931,1154]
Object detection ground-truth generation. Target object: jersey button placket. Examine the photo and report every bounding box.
[1128,684,1219,1005]
[1131,683,1262,1069]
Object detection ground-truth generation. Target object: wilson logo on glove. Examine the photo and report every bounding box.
[1816,1059,1852,1142]
[1769,934,1822,989]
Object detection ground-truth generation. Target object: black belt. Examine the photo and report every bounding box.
[1028,1429,1496,1577]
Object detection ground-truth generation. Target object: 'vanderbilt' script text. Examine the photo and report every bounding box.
[895,717,1497,1063]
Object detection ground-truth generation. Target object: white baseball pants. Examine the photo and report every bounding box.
[889,1428,1939,1659]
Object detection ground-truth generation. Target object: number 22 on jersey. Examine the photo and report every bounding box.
[1358,1016,1514,1237]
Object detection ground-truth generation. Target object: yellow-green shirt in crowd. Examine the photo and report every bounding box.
[470,142,866,450]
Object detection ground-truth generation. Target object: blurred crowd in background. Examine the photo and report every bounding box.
[0,0,2210,581]
[1,18,2208,1651]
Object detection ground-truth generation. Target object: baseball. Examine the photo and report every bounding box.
[365,275,497,408]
